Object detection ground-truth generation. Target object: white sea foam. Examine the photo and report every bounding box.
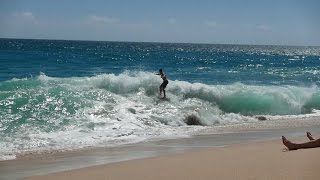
[1,72,320,160]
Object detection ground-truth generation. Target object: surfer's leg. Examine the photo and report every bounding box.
[159,86,162,96]
[160,81,168,98]
[282,136,320,150]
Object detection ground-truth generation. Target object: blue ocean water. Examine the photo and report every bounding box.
[1,38,320,160]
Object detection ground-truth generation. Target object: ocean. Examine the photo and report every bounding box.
[1,38,320,160]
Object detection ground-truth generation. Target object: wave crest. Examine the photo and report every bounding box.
[1,72,319,117]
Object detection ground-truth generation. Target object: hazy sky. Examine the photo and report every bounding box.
[1,0,319,45]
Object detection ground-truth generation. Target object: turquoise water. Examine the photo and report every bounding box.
[1,38,320,160]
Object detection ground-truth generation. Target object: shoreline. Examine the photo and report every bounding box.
[1,125,320,180]
[5,115,320,162]
[26,134,320,180]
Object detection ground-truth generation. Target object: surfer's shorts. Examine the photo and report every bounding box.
[160,80,169,89]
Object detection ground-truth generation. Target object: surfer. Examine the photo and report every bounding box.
[156,69,169,99]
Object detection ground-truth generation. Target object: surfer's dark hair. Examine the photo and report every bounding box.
[159,69,163,72]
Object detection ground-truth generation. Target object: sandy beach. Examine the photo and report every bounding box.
[25,136,320,180]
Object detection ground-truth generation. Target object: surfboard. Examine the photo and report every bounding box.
[158,97,170,101]
[154,96,170,104]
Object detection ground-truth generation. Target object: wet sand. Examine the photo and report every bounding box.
[1,125,320,180]
[25,137,320,180]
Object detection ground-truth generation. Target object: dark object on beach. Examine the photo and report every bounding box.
[184,114,203,125]
[256,116,267,121]
[282,132,320,150]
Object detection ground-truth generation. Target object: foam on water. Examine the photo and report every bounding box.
[1,72,320,160]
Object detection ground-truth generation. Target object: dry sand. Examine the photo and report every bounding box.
[25,138,320,180]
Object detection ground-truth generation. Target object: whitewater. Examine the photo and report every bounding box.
[1,71,320,160]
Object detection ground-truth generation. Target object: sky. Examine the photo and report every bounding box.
[0,0,319,46]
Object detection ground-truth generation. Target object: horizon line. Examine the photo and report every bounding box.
[1,37,319,48]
